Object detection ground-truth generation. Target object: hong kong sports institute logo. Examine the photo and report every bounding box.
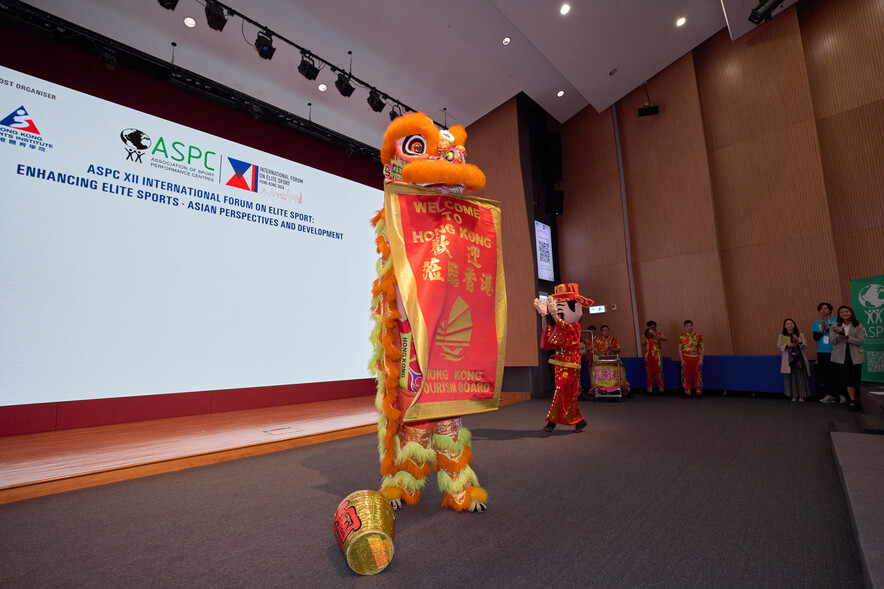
[0,106,41,134]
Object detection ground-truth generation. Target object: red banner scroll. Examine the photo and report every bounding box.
[384,182,507,422]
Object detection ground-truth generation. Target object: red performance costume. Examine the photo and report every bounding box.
[679,332,704,396]
[641,330,666,392]
[535,283,593,432]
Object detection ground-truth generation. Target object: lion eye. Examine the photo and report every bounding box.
[402,135,427,156]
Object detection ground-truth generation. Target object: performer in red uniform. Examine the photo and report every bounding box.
[678,320,705,398]
[641,320,667,394]
[533,283,593,432]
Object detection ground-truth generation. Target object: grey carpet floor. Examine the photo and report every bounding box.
[0,395,864,588]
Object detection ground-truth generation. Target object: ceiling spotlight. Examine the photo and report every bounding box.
[367,90,385,113]
[389,105,402,121]
[676,17,686,27]
[183,16,196,28]
[318,83,327,92]
[557,90,564,97]
[298,54,319,80]
[254,31,276,59]
[158,0,179,10]
[502,37,511,45]
[204,0,227,31]
[560,3,571,16]
[749,0,782,24]
[335,72,355,97]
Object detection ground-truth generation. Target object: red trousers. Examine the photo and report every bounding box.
[645,355,663,391]
[681,356,703,393]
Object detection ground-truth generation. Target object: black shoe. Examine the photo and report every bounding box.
[574,419,587,432]
[848,400,860,412]
[543,422,556,432]
[683,392,691,399]
[695,393,702,400]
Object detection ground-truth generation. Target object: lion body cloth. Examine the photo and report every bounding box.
[370,112,490,513]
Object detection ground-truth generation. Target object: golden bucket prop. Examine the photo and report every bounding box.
[334,490,396,575]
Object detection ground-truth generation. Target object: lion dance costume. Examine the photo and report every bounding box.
[369,112,493,513]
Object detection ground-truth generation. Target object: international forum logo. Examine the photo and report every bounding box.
[858,283,884,326]
[226,156,259,192]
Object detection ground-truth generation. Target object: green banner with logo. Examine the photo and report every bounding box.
[851,274,884,383]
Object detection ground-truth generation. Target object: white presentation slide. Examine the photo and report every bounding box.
[0,65,380,406]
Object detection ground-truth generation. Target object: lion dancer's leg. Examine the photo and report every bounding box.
[433,418,488,513]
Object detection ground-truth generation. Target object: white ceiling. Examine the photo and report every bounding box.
[22,0,794,150]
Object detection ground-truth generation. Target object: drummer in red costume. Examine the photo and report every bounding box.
[533,283,592,433]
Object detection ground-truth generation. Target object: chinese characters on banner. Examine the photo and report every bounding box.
[384,183,506,422]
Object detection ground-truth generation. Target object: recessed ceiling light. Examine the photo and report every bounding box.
[183,16,196,27]
[502,37,511,45]
[560,3,571,16]
[318,83,328,92]
[676,17,686,27]
[557,90,565,97]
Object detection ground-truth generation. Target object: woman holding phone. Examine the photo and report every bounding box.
[777,319,811,402]
[830,305,866,412]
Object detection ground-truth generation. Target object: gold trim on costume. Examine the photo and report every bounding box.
[549,359,581,369]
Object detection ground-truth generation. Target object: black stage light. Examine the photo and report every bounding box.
[98,47,118,71]
[205,0,227,31]
[638,104,659,117]
[389,105,402,121]
[367,90,385,113]
[158,0,179,9]
[335,73,355,97]
[749,0,782,24]
[254,32,276,59]
[298,54,319,80]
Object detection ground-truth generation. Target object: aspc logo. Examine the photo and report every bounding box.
[120,128,151,163]
[226,156,259,192]
[0,106,41,134]
[859,283,884,326]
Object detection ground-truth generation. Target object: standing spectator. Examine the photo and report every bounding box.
[778,318,811,402]
[831,305,865,412]
[813,302,840,404]
[641,321,667,394]
[679,320,705,399]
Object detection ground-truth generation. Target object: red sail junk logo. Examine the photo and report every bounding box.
[0,106,40,134]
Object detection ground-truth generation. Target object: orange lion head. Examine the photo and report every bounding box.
[380,112,485,194]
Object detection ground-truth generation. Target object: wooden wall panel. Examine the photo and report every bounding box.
[834,228,884,299]
[633,250,731,358]
[720,235,842,356]
[617,54,708,173]
[624,149,718,262]
[565,262,637,357]
[467,97,538,366]
[558,173,627,271]
[816,100,884,235]
[559,105,636,354]
[694,8,815,151]
[708,118,832,251]
[798,0,884,119]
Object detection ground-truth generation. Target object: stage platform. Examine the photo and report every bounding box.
[831,431,884,589]
[0,393,530,505]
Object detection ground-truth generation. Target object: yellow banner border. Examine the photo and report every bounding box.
[383,182,507,422]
